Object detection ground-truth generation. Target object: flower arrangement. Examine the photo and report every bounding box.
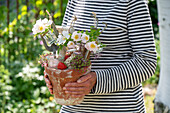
[33,11,106,70]
[32,10,107,105]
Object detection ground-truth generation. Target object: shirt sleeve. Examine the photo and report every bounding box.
[92,0,157,94]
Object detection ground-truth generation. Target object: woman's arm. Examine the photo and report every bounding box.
[92,0,157,94]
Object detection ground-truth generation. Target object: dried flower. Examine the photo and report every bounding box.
[70,54,91,69]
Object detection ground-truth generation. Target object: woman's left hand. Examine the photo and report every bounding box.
[63,72,97,98]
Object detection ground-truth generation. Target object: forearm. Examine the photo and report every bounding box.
[91,0,157,94]
[92,52,157,94]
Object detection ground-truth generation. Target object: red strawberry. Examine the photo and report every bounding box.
[64,55,71,61]
[57,62,67,70]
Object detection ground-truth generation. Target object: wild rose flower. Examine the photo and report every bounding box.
[71,31,81,41]
[32,27,38,35]
[85,41,98,53]
[32,19,46,34]
[67,41,75,48]
[81,33,89,43]
[32,18,52,35]
[57,31,70,45]
[57,34,66,45]
[62,30,70,39]
[32,24,46,34]
[42,18,52,27]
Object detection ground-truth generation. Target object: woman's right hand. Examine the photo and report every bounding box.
[44,70,53,94]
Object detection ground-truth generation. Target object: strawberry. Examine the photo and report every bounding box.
[64,55,71,61]
[57,62,67,70]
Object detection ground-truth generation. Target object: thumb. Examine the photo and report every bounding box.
[77,73,92,83]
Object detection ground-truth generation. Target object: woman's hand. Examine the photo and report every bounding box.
[44,70,97,97]
[44,71,53,94]
[63,72,97,98]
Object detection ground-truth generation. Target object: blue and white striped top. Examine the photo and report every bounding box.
[60,0,157,112]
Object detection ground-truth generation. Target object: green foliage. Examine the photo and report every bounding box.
[0,62,61,113]
[148,0,159,39]
[88,26,101,41]
[0,0,67,112]
[0,65,11,113]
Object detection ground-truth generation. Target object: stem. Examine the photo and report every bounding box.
[46,10,52,20]
[85,50,91,60]
[79,42,82,52]
[82,46,86,58]
[46,10,59,37]
[42,31,49,36]
[91,12,98,28]
[100,22,107,34]
[68,16,77,33]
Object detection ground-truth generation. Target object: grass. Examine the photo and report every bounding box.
[145,95,155,113]
[143,85,157,113]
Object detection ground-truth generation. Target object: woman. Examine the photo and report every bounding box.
[44,0,157,112]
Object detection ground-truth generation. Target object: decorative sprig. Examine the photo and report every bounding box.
[70,54,91,69]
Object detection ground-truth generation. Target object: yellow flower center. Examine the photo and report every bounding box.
[74,35,79,40]
[39,26,43,31]
[62,37,66,41]
[70,42,73,45]
[85,36,88,40]
[90,43,96,49]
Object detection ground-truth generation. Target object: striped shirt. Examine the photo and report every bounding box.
[60,0,157,112]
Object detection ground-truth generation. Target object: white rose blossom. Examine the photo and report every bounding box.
[71,31,81,42]
[42,18,53,27]
[32,27,38,35]
[57,34,66,45]
[62,30,70,39]
[85,41,98,53]
[67,41,75,48]
[32,18,52,35]
[81,33,89,43]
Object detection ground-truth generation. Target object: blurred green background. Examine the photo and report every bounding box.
[0,0,159,113]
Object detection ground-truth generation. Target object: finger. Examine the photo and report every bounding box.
[45,77,51,85]
[44,74,48,78]
[65,82,87,87]
[50,91,53,94]
[77,74,92,83]
[44,71,48,78]
[65,91,84,94]
[49,88,53,94]
[47,83,53,89]
[63,86,85,91]
[71,94,84,98]
[65,82,78,87]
